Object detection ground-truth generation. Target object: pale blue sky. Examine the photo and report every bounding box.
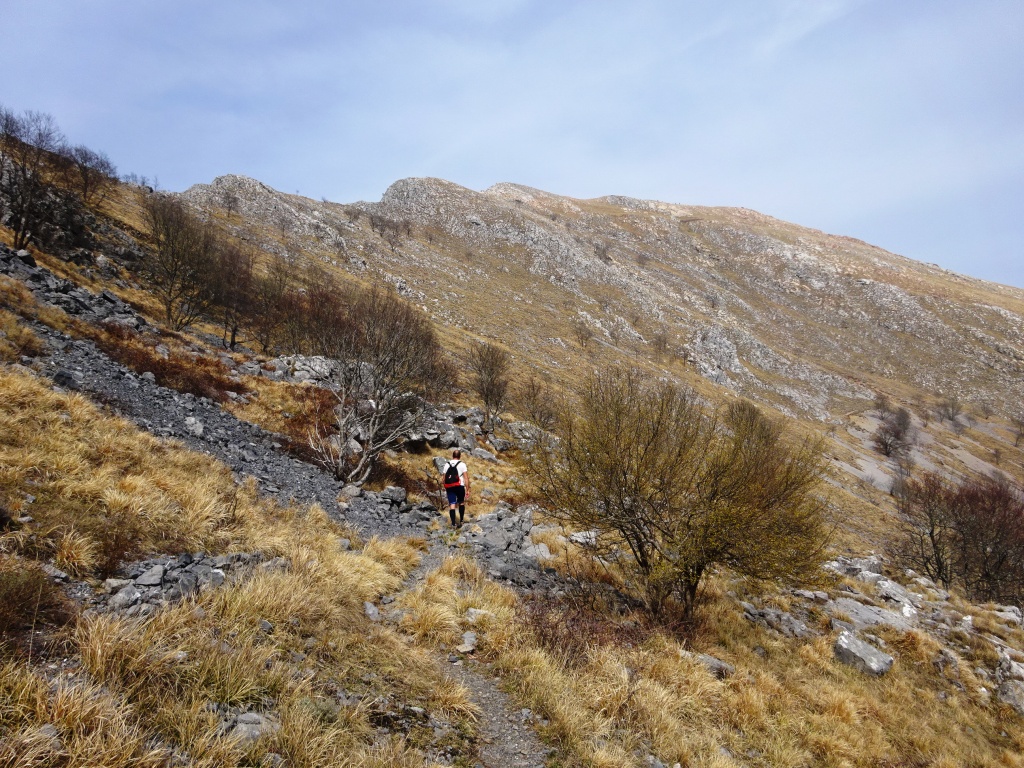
[4,0,1023,286]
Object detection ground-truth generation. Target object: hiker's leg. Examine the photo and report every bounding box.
[447,488,459,526]
[458,504,465,523]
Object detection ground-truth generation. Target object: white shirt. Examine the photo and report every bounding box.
[446,460,468,486]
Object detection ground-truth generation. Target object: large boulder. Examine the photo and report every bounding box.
[826,597,914,632]
[834,631,894,676]
[998,681,1024,715]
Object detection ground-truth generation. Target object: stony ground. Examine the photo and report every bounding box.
[6,245,1024,763]
[2,245,556,765]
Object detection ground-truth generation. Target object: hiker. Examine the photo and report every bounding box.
[442,449,470,528]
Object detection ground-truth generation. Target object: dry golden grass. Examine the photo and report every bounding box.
[0,365,258,575]
[0,308,45,362]
[0,274,73,333]
[394,556,1024,768]
[0,364,479,766]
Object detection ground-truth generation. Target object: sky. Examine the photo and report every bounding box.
[4,0,1023,287]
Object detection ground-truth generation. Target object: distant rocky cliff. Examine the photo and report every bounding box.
[183,175,1024,421]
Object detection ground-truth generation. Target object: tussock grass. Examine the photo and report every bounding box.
[0,308,45,362]
[0,365,253,575]
[61,541,476,767]
[0,661,167,767]
[397,557,1024,767]
[0,364,478,766]
[0,554,72,635]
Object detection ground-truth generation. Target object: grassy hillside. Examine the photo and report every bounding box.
[2,168,1024,767]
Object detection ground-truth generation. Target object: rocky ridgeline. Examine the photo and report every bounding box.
[183,174,1024,421]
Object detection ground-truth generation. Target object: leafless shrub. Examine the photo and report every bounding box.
[466,341,511,431]
[892,471,1024,603]
[570,319,593,350]
[651,326,669,361]
[528,368,828,617]
[514,375,557,431]
[308,285,454,485]
[937,394,962,424]
[954,474,1024,604]
[873,407,913,457]
[976,398,996,420]
[1011,412,1024,448]
[140,192,220,330]
[873,392,892,420]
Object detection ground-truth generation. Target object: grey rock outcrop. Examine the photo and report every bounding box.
[86,552,269,617]
[834,631,894,676]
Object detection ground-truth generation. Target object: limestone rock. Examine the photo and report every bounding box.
[834,630,894,676]
[826,597,914,632]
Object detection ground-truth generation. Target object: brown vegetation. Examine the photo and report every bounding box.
[529,367,830,617]
[81,321,248,403]
[893,470,1024,602]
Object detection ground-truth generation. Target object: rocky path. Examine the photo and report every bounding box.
[446,661,551,768]
[2,247,557,766]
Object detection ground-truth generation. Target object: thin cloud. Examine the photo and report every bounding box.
[2,0,1023,286]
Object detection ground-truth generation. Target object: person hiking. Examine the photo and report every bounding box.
[442,449,470,528]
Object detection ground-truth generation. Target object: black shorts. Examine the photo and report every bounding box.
[446,486,465,505]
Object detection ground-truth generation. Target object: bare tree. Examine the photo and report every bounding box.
[247,256,293,353]
[570,319,593,350]
[873,392,892,420]
[529,368,828,617]
[0,107,66,249]
[209,239,255,349]
[515,374,557,431]
[466,341,512,431]
[873,407,913,457]
[891,472,957,589]
[1011,412,1024,448]
[308,286,454,485]
[141,192,220,330]
[651,326,670,361]
[219,187,240,219]
[976,398,996,420]
[953,474,1024,604]
[892,470,1024,603]
[937,394,963,424]
[60,144,117,207]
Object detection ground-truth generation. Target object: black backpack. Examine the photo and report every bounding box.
[443,461,461,488]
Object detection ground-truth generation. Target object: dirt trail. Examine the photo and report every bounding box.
[24,312,555,767]
[445,659,550,768]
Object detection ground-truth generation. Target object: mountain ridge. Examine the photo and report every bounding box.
[184,173,1024,424]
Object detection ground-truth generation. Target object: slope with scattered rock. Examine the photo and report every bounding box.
[2,167,1024,767]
